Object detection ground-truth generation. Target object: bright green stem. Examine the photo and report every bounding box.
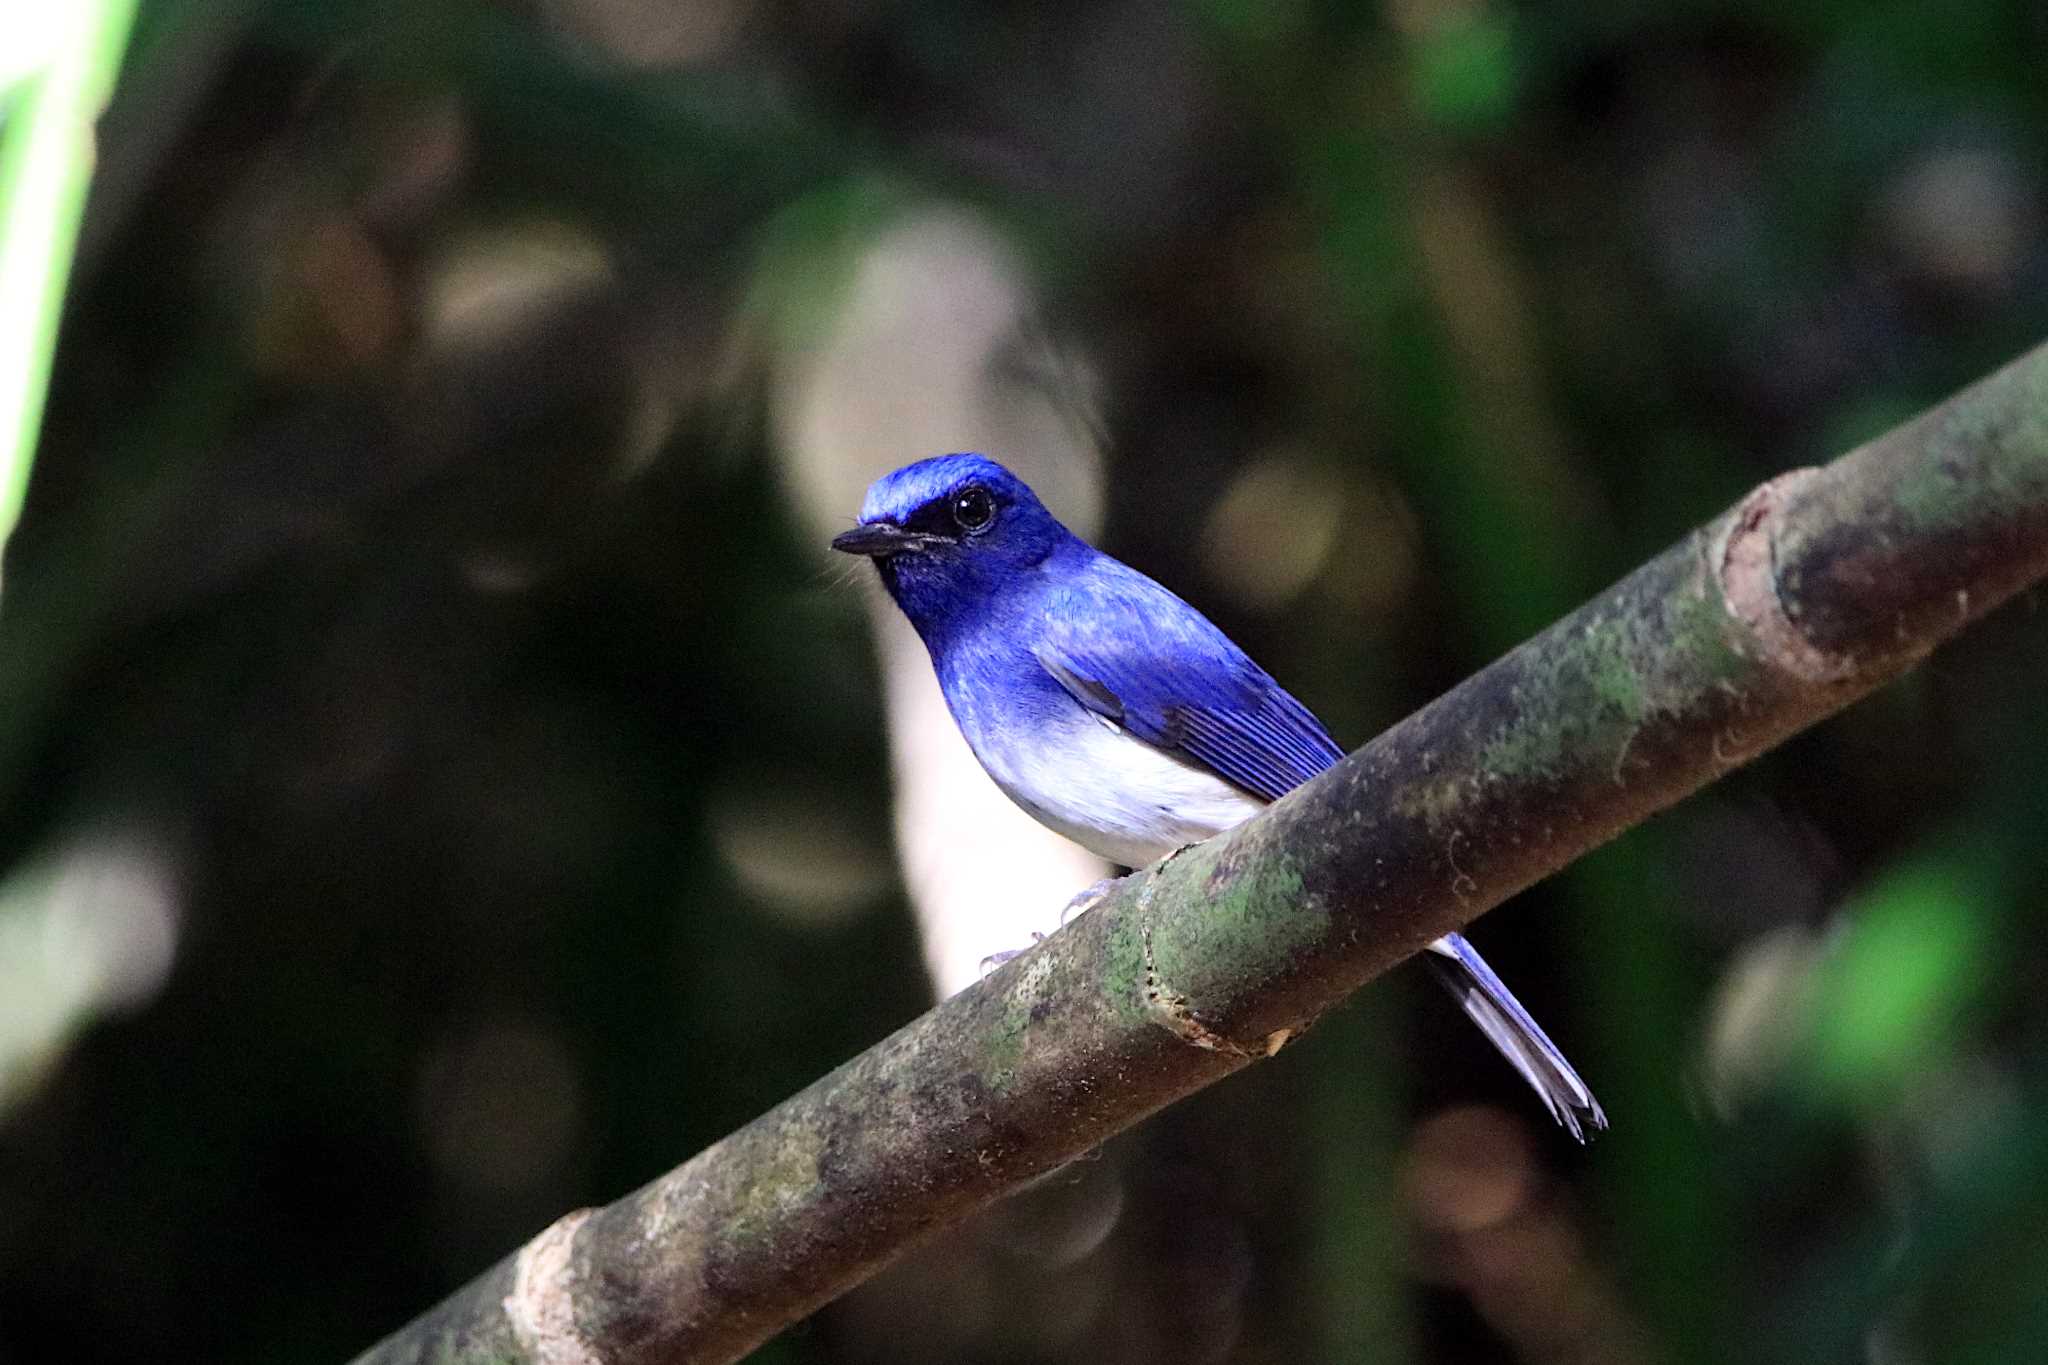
[0,0,141,570]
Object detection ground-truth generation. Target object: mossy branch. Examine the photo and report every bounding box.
[350,341,2048,1365]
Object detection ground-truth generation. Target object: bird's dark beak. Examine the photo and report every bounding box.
[830,523,948,557]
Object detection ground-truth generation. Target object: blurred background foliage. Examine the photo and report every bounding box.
[1,0,2046,1362]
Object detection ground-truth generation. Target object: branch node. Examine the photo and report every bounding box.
[1138,919,1249,1056]
[1713,467,1859,684]
[504,1207,600,1365]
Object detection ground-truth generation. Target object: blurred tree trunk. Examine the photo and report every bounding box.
[351,340,2048,1365]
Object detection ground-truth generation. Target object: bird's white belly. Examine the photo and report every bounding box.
[972,708,1267,868]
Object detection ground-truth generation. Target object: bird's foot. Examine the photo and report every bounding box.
[979,933,1047,976]
[1058,876,1119,928]
[978,866,1158,976]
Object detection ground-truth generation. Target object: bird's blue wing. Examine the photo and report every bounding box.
[1033,557,1606,1141]
[1033,562,1344,802]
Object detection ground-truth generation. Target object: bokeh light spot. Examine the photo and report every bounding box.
[1198,452,1344,613]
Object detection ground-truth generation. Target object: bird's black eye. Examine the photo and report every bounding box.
[951,485,996,534]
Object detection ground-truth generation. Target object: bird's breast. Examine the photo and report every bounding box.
[949,678,1266,868]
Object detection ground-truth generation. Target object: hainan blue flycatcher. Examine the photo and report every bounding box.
[834,453,1604,1140]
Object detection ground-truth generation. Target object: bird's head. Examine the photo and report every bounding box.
[831,454,1075,636]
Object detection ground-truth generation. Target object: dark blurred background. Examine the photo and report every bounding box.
[4,1,2048,1362]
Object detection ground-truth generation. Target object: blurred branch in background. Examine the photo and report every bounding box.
[350,340,2048,1365]
[769,201,1110,997]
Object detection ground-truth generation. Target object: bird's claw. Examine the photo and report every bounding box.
[1058,876,1118,928]
[978,932,1047,976]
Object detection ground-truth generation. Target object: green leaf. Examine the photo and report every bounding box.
[0,0,141,578]
[1809,854,1994,1103]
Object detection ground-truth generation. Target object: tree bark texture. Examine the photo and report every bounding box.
[352,341,2048,1365]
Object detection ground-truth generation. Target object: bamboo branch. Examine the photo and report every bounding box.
[350,341,2048,1365]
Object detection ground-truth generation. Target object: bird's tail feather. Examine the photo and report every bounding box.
[1425,932,1607,1143]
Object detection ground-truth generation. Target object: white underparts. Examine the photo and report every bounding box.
[970,704,1265,868]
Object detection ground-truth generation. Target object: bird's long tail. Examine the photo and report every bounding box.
[1425,932,1607,1142]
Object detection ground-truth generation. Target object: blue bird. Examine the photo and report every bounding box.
[833,453,1605,1140]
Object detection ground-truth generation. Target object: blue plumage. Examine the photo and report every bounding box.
[1035,565,1348,803]
[835,454,1605,1140]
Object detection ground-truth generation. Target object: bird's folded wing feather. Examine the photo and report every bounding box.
[1033,568,1345,803]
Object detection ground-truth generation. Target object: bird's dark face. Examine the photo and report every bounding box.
[831,454,1073,640]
